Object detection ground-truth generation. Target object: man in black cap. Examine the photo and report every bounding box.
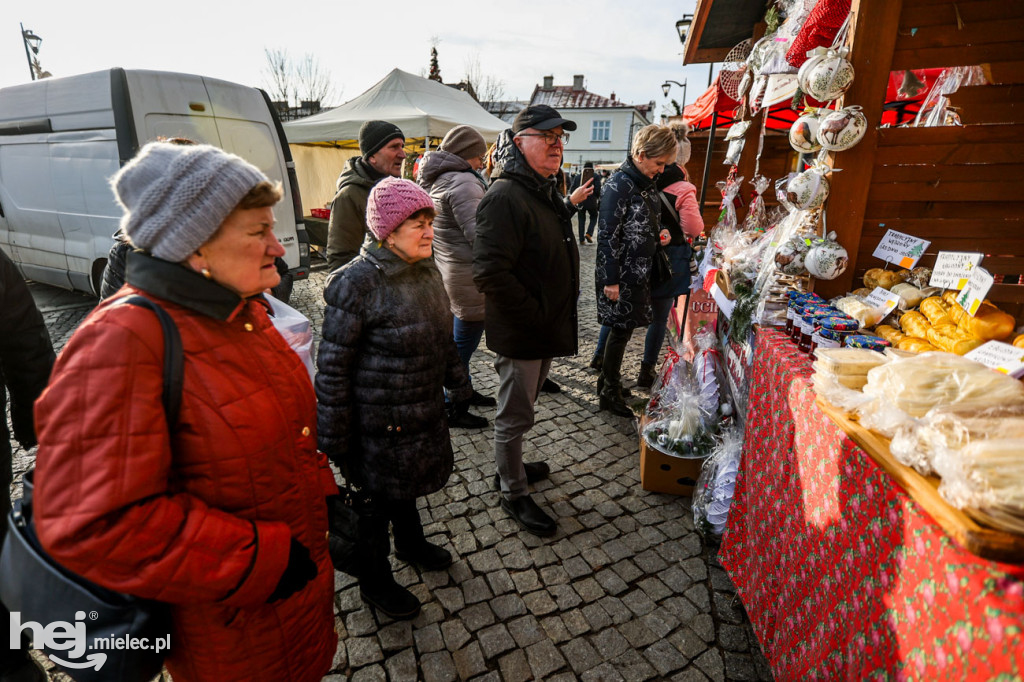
[473,105,583,538]
[325,120,406,271]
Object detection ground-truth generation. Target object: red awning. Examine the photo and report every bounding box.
[683,69,945,132]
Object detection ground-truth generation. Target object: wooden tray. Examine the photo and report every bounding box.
[817,399,1024,564]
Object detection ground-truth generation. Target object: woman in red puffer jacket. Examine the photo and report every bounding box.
[33,141,338,682]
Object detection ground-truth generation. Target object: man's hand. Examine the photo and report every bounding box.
[603,284,620,301]
[569,178,594,207]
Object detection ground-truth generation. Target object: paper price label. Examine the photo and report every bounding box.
[955,267,995,317]
[864,287,901,316]
[872,229,931,269]
[930,251,984,289]
[965,341,1024,379]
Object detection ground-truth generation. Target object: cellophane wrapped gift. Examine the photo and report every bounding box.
[743,175,772,232]
[693,425,745,539]
[642,363,716,459]
[856,352,1024,438]
[709,175,744,252]
[693,326,721,416]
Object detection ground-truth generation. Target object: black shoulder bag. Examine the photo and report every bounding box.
[0,295,180,682]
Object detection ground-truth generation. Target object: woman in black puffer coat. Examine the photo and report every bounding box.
[316,177,472,620]
[595,125,678,417]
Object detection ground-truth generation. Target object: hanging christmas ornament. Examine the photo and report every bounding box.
[789,109,823,153]
[805,231,850,280]
[818,106,868,152]
[786,164,831,210]
[801,47,854,102]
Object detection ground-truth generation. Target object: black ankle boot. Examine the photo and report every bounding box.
[597,375,631,399]
[395,540,452,571]
[636,362,657,389]
[359,573,420,619]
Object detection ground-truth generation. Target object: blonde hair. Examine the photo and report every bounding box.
[631,124,678,161]
[668,121,692,167]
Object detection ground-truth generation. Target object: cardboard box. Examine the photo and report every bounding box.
[639,416,705,496]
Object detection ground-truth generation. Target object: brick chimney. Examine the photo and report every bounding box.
[610,92,616,102]
[542,75,554,89]
[573,74,584,90]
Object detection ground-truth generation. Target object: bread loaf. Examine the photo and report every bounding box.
[900,311,932,339]
[926,324,986,355]
[958,304,1016,341]
[896,337,938,353]
[920,297,953,326]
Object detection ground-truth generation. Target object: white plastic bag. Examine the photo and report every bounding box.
[265,294,315,382]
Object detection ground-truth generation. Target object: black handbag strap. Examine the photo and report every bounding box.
[18,297,183,518]
[118,295,184,426]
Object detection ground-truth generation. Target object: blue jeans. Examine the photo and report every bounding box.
[453,316,485,383]
[577,207,597,241]
[594,296,674,365]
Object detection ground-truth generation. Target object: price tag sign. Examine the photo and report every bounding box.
[872,229,931,269]
[955,267,995,317]
[965,341,1024,379]
[930,251,984,289]
[864,287,901,317]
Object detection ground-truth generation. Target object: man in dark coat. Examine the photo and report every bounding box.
[0,247,54,681]
[326,120,406,272]
[473,105,580,538]
[571,162,602,244]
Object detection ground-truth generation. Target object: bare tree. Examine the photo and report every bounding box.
[262,48,293,105]
[263,48,338,108]
[464,51,511,120]
[295,53,337,105]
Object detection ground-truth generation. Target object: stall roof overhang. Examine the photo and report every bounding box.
[683,0,768,64]
[283,68,510,147]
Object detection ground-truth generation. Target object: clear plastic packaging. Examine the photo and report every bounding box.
[692,425,745,539]
[693,326,721,416]
[857,353,1024,437]
[912,66,987,128]
[743,175,772,232]
[642,381,717,460]
[813,347,889,375]
[919,404,1024,527]
[723,122,751,166]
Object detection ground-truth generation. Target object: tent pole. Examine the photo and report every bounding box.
[698,112,718,214]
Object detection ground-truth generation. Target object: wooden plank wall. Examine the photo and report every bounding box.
[853,0,1024,312]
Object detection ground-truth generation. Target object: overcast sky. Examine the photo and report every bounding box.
[5,1,718,120]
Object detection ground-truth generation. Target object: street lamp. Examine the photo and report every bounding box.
[661,79,688,114]
[20,23,50,81]
[675,14,693,44]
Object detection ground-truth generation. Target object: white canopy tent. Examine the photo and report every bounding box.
[285,68,510,145]
[283,69,509,213]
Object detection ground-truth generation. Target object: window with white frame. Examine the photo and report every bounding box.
[591,120,611,142]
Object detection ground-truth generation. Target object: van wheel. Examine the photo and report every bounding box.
[91,260,107,298]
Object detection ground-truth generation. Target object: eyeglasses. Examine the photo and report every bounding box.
[517,132,570,146]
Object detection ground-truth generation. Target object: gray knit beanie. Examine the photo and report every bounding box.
[112,142,268,263]
[440,125,487,161]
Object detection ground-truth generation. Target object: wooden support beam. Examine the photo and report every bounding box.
[817,0,905,299]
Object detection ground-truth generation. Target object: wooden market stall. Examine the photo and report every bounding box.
[677,0,1024,678]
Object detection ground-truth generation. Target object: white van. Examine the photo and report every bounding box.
[0,68,311,295]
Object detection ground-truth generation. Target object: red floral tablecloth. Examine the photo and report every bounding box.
[720,328,1024,681]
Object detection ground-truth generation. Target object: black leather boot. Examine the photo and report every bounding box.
[359,572,421,619]
[492,461,551,490]
[391,499,452,571]
[636,362,657,389]
[598,328,634,417]
[500,495,556,537]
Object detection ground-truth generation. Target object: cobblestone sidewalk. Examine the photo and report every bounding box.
[14,244,772,681]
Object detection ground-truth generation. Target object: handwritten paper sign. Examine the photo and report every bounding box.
[955,267,995,317]
[930,251,984,289]
[965,341,1024,379]
[864,287,901,317]
[872,229,931,269]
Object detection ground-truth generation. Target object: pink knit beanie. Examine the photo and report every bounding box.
[366,177,435,241]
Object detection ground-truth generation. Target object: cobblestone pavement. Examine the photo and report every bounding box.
[14,244,772,681]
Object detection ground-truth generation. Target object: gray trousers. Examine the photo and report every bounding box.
[493,355,551,500]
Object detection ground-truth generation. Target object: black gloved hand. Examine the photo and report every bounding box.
[267,537,318,603]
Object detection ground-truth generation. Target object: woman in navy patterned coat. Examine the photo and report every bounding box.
[595,125,678,417]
